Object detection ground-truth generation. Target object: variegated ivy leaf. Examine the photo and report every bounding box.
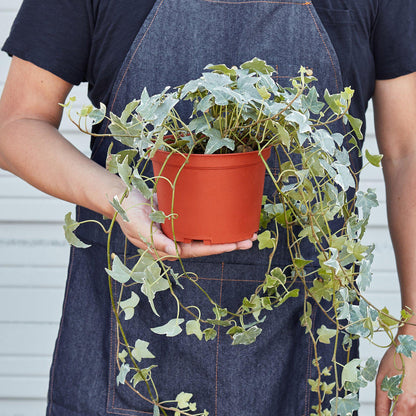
[231,326,262,345]
[131,339,156,362]
[186,320,203,340]
[257,230,274,249]
[240,57,275,75]
[88,102,107,124]
[341,358,361,387]
[397,334,416,358]
[105,255,131,284]
[117,155,132,189]
[361,357,378,382]
[333,162,355,191]
[141,263,170,316]
[131,365,157,387]
[110,195,129,222]
[63,212,91,248]
[317,325,337,344]
[151,318,185,337]
[312,129,336,156]
[118,349,128,363]
[356,254,373,292]
[381,375,403,400]
[153,404,160,416]
[149,210,166,224]
[176,392,194,410]
[286,111,311,134]
[131,169,153,200]
[120,99,139,123]
[356,188,378,220]
[330,393,360,416]
[116,363,130,386]
[119,291,140,320]
[204,128,235,154]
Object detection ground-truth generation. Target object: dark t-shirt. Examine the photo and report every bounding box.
[3,0,416,128]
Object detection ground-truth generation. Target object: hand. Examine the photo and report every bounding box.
[376,327,416,415]
[116,188,256,260]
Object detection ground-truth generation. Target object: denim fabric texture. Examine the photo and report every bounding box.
[47,1,358,415]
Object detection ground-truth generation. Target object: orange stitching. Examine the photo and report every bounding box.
[214,262,225,416]
[92,0,166,159]
[47,244,77,415]
[305,3,340,92]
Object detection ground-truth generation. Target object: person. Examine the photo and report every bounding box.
[0,1,416,415]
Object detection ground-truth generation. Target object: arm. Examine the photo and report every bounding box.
[373,72,416,415]
[0,57,254,258]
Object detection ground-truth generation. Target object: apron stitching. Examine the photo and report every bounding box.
[305,3,340,92]
[214,262,225,416]
[47,244,77,415]
[91,0,166,161]
[109,0,166,116]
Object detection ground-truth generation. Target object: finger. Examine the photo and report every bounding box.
[179,238,254,258]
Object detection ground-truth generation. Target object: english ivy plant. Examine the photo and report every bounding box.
[63,58,415,416]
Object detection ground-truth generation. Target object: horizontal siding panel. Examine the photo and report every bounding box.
[0,266,67,288]
[0,399,47,416]
[0,323,58,356]
[0,199,75,223]
[0,287,64,324]
[0,376,48,399]
[0,356,51,377]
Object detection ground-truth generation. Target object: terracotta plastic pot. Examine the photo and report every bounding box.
[151,147,272,244]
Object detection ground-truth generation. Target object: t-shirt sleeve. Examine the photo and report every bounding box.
[373,0,416,80]
[2,0,94,85]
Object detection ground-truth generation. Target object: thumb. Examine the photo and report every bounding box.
[150,227,180,257]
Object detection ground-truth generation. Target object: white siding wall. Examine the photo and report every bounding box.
[0,2,398,415]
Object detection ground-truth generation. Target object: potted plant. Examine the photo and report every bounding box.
[63,58,415,416]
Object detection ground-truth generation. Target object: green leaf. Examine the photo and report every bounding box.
[293,258,313,269]
[186,320,203,340]
[89,102,106,124]
[257,230,275,249]
[317,325,337,344]
[365,149,383,167]
[205,63,237,77]
[131,339,156,362]
[381,374,403,400]
[397,334,416,358]
[176,392,194,409]
[149,210,166,224]
[231,326,262,345]
[345,113,363,140]
[105,255,131,284]
[203,328,217,341]
[378,307,397,328]
[120,100,139,123]
[330,393,360,416]
[118,349,128,363]
[63,212,91,248]
[151,318,185,337]
[131,365,157,387]
[110,195,129,222]
[119,291,140,320]
[341,359,361,387]
[131,169,153,200]
[117,155,132,189]
[240,57,274,75]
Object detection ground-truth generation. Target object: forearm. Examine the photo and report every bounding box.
[0,117,125,219]
[383,155,416,318]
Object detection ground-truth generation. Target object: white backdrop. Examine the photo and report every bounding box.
[0,1,398,415]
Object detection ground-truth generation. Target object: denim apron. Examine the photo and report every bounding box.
[47,1,358,415]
